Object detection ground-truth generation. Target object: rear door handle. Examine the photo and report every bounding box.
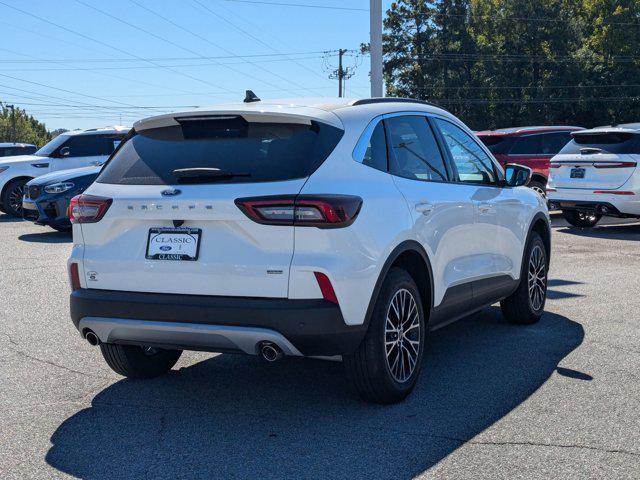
[415,203,434,215]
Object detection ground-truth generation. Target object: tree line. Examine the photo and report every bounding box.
[383,0,640,130]
[0,103,51,147]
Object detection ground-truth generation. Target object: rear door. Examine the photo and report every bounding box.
[506,132,572,176]
[550,131,640,189]
[79,116,343,298]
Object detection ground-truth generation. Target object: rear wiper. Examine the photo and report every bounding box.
[173,167,251,183]
[580,147,604,155]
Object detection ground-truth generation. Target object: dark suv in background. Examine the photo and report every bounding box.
[476,126,584,197]
[0,142,36,157]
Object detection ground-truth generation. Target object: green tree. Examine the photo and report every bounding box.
[0,103,51,147]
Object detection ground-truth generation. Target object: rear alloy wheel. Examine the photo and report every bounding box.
[1,179,27,217]
[562,209,601,228]
[99,343,182,379]
[501,232,548,325]
[344,268,426,404]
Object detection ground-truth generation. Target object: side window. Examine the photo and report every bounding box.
[362,122,388,172]
[540,132,572,155]
[509,135,542,155]
[434,118,497,185]
[60,135,122,157]
[386,115,448,182]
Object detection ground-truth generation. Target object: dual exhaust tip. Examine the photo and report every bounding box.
[83,330,285,363]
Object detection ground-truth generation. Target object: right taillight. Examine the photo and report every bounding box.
[235,194,362,228]
[69,194,112,223]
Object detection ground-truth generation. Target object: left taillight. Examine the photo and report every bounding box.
[235,194,362,228]
[69,194,112,223]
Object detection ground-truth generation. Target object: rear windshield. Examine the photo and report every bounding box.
[477,135,513,154]
[97,116,344,185]
[559,132,640,155]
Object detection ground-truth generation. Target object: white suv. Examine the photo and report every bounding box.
[0,126,128,217]
[68,97,550,404]
[547,124,640,227]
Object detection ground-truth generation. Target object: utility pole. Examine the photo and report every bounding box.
[324,49,359,98]
[6,104,15,142]
[370,0,383,97]
[337,48,346,97]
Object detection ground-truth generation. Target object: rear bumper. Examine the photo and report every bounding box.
[548,190,640,217]
[70,288,367,356]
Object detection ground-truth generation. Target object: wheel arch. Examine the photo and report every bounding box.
[530,172,548,186]
[1,175,33,202]
[363,240,434,329]
[527,212,551,265]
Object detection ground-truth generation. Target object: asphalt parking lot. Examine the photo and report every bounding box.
[0,214,638,479]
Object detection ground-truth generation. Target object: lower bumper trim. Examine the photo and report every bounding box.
[79,317,303,356]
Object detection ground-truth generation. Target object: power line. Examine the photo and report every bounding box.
[222,0,367,11]
[191,0,329,84]
[126,0,316,95]
[0,51,328,64]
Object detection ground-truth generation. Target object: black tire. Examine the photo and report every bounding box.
[1,178,28,217]
[501,232,548,325]
[562,210,601,228]
[528,180,547,199]
[344,268,426,404]
[99,343,182,379]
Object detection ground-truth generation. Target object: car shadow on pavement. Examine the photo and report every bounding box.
[18,231,72,243]
[0,213,24,223]
[45,308,584,480]
[557,222,640,241]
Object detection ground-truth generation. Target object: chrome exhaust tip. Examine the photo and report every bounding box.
[258,341,283,363]
[84,330,100,346]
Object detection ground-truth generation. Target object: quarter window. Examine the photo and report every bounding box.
[362,122,388,172]
[434,119,497,185]
[385,115,448,182]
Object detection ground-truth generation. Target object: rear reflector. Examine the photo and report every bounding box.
[593,190,635,195]
[549,163,560,169]
[69,195,112,223]
[235,195,362,228]
[69,263,81,291]
[313,272,338,304]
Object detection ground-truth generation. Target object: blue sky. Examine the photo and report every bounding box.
[0,0,394,131]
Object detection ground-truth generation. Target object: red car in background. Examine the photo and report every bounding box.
[476,126,584,197]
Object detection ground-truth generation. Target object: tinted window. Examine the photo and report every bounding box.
[559,132,640,154]
[62,134,124,157]
[362,122,387,172]
[434,119,497,185]
[478,135,513,155]
[0,146,37,157]
[98,118,343,185]
[540,132,572,154]
[385,116,448,182]
[509,135,541,155]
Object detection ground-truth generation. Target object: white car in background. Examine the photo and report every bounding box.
[547,124,640,227]
[0,126,129,217]
[68,97,550,404]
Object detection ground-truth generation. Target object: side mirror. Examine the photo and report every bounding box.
[58,146,70,157]
[504,163,532,187]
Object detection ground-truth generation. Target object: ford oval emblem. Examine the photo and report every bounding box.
[159,246,172,251]
[161,188,181,197]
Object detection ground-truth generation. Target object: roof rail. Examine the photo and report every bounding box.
[352,97,440,107]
